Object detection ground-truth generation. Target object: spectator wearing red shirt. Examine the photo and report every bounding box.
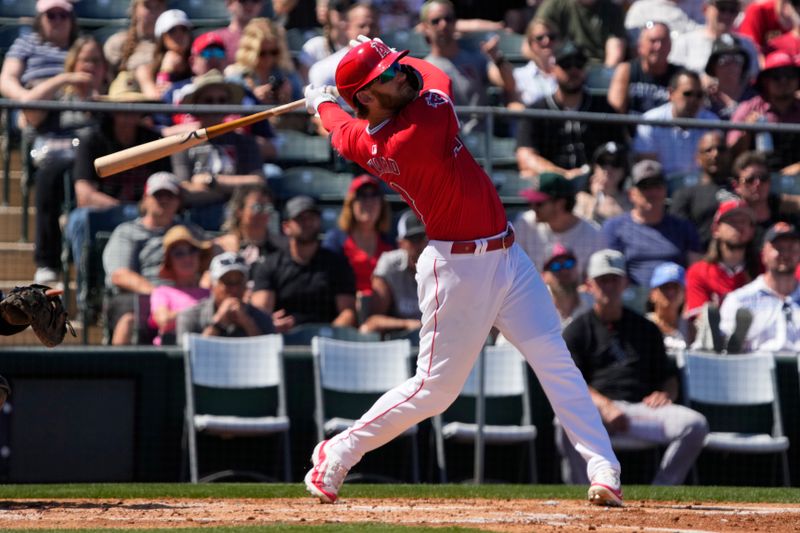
[684,199,760,319]
[737,0,797,57]
[767,16,800,57]
[322,175,395,314]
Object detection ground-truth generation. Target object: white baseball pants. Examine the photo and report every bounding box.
[326,233,620,482]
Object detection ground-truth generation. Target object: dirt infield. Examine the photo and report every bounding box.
[1,497,800,531]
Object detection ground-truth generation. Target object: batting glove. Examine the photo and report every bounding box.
[304,84,338,115]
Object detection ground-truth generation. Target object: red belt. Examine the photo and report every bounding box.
[450,229,515,254]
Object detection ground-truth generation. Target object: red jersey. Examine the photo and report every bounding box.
[318,57,507,241]
[343,235,395,294]
[684,260,751,317]
[737,0,792,53]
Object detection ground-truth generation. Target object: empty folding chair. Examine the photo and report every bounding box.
[680,350,790,486]
[434,344,538,483]
[311,337,418,483]
[183,333,291,483]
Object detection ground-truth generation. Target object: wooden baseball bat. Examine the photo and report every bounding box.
[93,98,306,178]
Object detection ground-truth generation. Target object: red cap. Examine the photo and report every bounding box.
[756,51,799,89]
[191,32,225,56]
[348,174,382,195]
[335,40,408,108]
[712,199,755,227]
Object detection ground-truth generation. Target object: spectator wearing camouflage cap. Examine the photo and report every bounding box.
[603,160,702,287]
[515,172,607,280]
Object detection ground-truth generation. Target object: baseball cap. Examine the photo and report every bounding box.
[764,221,800,243]
[209,252,249,283]
[553,41,587,68]
[631,159,665,188]
[37,0,72,13]
[145,172,180,196]
[348,174,382,196]
[592,141,626,167]
[192,32,225,56]
[712,199,755,227]
[705,33,749,76]
[649,262,686,289]
[283,195,320,220]
[397,210,426,240]
[520,172,574,203]
[543,243,576,270]
[155,9,192,40]
[587,249,626,279]
[756,51,800,90]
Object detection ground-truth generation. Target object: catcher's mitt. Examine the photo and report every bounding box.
[0,284,76,347]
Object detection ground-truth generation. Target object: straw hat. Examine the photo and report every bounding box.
[160,225,212,279]
[96,71,160,103]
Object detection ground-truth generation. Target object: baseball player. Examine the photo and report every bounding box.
[303,36,622,506]
[0,285,76,409]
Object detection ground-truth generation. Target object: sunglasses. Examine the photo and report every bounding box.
[374,62,403,85]
[260,48,280,58]
[247,202,272,214]
[355,190,382,200]
[198,96,229,105]
[199,47,226,60]
[217,255,246,267]
[742,173,770,185]
[700,144,727,154]
[681,90,704,98]
[45,9,71,21]
[547,258,576,272]
[557,58,586,70]
[716,54,744,67]
[171,246,199,258]
[429,15,455,25]
[766,69,799,81]
[532,33,559,44]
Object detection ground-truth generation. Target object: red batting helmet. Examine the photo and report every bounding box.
[335,40,409,108]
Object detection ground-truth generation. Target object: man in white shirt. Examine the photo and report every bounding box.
[720,222,800,352]
[515,172,606,280]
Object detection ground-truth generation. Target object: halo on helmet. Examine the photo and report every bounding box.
[335,40,410,108]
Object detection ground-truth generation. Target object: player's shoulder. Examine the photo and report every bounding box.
[417,89,454,111]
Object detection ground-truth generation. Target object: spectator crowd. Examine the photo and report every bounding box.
[3,0,800,487]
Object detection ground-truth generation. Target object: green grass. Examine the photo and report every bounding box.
[0,483,797,503]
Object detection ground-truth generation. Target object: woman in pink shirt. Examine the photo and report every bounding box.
[149,225,212,345]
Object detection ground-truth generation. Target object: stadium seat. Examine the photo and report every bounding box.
[382,29,430,58]
[311,337,419,483]
[169,0,230,27]
[182,333,292,483]
[73,0,131,27]
[272,129,333,168]
[0,0,37,24]
[282,324,379,345]
[433,344,538,483]
[585,64,615,94]
[678,350,790,486]
[267,166,353,203]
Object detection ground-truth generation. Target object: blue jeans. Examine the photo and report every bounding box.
[65,204,139,268]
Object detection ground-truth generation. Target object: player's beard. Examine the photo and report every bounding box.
[374,82,417,113]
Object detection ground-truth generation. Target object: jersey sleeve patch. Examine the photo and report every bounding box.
[425,91,449,108]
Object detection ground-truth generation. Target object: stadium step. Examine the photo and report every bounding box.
[0,205,36,242]
[0,242,36,281]
[0,320,104,346]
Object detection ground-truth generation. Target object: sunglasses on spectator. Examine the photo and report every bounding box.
[681,90,704,98]
[45,9,71,20]
[429,15,455,25]
[715,4,739,15]
[247,202,272,214]
[716,54,744,67]
[700,144,727,154]
[374,62,403,85]
[546,258,576,272]
[532,33,559,44]
[260,48,280,58]
[355,188,382,200]
[171,245,199,258]
[199,47,226,60]
[218,255,247,267]
[742,173,770,185]
[766,69,799,81]
[557,58,586,70]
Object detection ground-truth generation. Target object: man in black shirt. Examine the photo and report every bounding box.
[251,195,357,331]
[558,249,708,485]
[516,41,628,180]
